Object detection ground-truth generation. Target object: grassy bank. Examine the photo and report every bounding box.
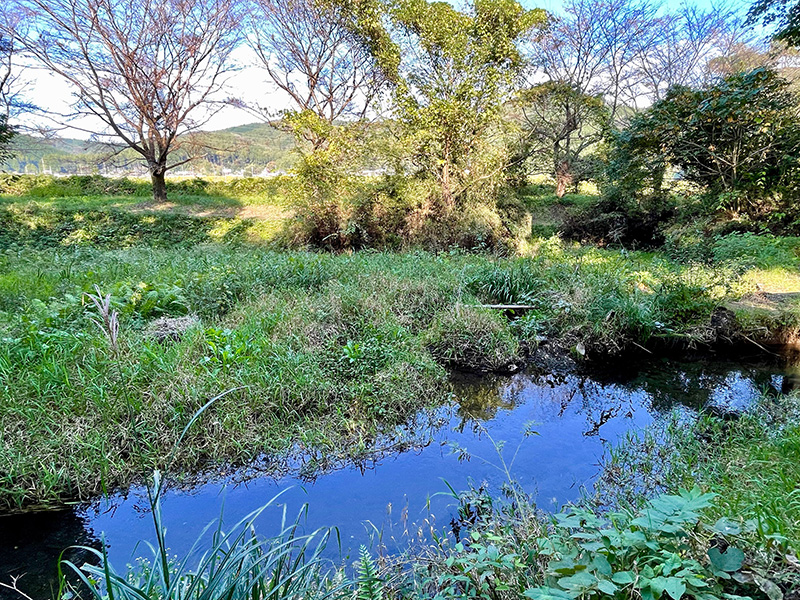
[0,174,294,247]
[0,239,766,510]
[5,180,800,600]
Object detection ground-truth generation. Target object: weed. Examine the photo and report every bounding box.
[84,285,120,354]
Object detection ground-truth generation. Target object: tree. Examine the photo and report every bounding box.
[529,0,659,122]
[631,3,746,104]
[0,35,15,164]
[522,0,658,195]
[0,10,25,163]
[390,0,545,213]
[514,82,610,196]
[6,0,242,201]
[749,0,800,48]
[520,0,746,194]
[609,68,800,215]
[248,0,394,148]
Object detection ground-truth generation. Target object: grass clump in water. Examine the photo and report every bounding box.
[51,471,343,600]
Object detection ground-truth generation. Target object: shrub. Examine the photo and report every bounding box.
[525,488,748,600]
[561,193,676,248]
[604,68,800,226]
[288,174,527,253]
[425,306,521,372]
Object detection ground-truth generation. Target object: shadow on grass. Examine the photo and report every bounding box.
[0,206,266,249]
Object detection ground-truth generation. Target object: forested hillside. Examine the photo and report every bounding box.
[2,122,297,175]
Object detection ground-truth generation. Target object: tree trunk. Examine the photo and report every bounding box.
[441,161,454,214]
[555,160,572,198]
[150,167,168,202]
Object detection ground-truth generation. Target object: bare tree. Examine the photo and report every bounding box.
[632,4,747,104]
[247,0,388,148]
[520,0,749,194]
[522,0,657,195]
[530,0,659,122]
[5,0,242,201]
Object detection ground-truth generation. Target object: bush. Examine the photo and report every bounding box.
[424,306,522,372]
[603,68,800,228]
[288,174,528,253]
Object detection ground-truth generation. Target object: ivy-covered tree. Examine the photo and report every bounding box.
[390,0,546,213]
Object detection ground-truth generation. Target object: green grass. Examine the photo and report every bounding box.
[7,178,800,599]
[517,183,600,238]
[0,240,769,509]
[56,471,343,600]
[0,174,294,247]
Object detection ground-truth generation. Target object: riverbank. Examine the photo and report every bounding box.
[0,246,795,511]
[5,352,793,600]
[3,183,800,511]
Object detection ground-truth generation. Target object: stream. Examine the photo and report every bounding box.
[2,351,798,599]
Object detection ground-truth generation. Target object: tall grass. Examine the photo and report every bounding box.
[56,472,341,600]
[0,233,784,509]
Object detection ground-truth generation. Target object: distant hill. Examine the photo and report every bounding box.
[1,123,298,176]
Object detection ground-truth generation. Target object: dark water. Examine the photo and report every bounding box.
[1,353,797,599]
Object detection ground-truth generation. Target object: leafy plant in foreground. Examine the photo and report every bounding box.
[357,546,385,600]
[527,487,748,600]
[58,471,339,600]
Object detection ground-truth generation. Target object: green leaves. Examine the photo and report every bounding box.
[389,0,543,209]
[631,487,716,535]
[524,587,574,600]
[522,488,747,600]
[610,67,800,206]
[708,547,745,573]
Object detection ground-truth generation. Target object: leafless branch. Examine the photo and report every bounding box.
[5,0,244,199]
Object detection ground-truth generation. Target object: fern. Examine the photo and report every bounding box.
[356,546,384,600]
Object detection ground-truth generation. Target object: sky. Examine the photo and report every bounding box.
[13,0,757,140]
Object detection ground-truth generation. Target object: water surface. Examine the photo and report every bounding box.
[1,353,793,598]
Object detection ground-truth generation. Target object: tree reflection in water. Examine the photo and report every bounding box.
[0,509,100,600]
